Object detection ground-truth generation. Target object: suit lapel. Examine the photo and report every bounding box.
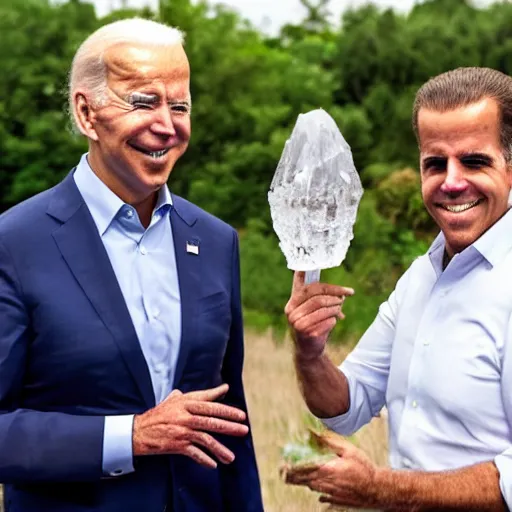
[170,198,201,389]
[48,174,155,408]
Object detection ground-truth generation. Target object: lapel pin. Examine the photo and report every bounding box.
[186,240,199,255]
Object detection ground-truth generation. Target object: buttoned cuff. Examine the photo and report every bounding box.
[102,415,135,477]
[320,370,361,435]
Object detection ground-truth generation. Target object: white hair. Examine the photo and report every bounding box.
[68,18,185,131]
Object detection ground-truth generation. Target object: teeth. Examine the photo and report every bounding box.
[149,149,167,158]
[443,199,480,213]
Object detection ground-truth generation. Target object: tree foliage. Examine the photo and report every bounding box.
[1,0,509,341]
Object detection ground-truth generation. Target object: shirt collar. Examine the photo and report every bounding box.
[73,153,173,236]
[472,207,512,267]
[428,207,512,273]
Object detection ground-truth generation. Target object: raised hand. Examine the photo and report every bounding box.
[133,383,248,468]
[285,271,354,360]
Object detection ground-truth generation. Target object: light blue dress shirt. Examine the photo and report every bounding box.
[74,154,181,477]
[323,208,512,508]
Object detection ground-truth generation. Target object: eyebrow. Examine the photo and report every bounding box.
[128,92,159,104]
[169,99,191,105]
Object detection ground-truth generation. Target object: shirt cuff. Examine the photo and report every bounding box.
[320,365,382,436]
[320,369,359,434]
[102,415,135,477]
[494,447,512,508]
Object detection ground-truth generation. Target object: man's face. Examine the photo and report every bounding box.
[84,43,191,201]
[419,98,512,257]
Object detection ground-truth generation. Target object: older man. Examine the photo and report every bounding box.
[285,67,512,511]
[0,18,263,512]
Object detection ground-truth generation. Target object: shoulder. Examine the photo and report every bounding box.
[172,195,237,240]
[0,186,60,241]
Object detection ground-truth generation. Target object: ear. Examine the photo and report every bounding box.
[74,92,99,141]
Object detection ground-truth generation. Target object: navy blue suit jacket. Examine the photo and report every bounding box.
[0,172,263,511]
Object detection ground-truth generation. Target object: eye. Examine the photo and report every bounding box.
[170,103,191,115]
[132,102,153,110]
[423,158,446,172]
[461,157,489,169]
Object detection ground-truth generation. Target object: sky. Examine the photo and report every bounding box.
[89,0,496,35]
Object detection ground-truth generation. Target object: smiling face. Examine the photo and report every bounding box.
[75,43,191,204]
[419,97,512,257]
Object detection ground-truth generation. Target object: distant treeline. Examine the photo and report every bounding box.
[1,0,510,341]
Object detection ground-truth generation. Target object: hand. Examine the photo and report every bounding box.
[285,271,354,361]
[133,383,248,468]
[283,431,379,509]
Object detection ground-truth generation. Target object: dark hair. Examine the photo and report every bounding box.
[412,67,512,162]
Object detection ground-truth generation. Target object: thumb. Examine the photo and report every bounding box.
[311,430,350,457]
[163,388,183,402]
[186,383,230,402]
[292,271,306,293]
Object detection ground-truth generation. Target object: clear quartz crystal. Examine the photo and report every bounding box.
[268,109,363,271]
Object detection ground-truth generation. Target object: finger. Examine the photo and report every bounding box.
[292,271,306,294]
[186,401,247,422]
[284,465,321,485]
[192,432,236,464]
[288,299,343,326]
[293,315,337,340]
[163,389,183,402]
[319,495,342,505]
[184,383,229,402]
[336,309,346,320]
[305,283,355,299]
[319,493,362,508]
[314,431,352,456]
[183,444,217,469]
[286,281,353,314]
[186,415,249,436]
[285,272,307,315]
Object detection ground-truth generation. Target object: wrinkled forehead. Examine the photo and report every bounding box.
[103,43,190,91]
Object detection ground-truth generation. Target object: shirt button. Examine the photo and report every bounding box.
[126,208,134,218]
[423,339,429,346]
[153,309,160,318]
[412,400,418,408]
[140,246,147,255]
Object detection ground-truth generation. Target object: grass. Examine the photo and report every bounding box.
[243,330,388,512]
[0,330,388,512]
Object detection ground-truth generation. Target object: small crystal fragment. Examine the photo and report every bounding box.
[268,109,363,271]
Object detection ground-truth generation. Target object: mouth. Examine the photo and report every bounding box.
[436,198,483,213]
[129,143,170,159]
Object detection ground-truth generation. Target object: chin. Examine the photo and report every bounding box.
[446,233,479,254]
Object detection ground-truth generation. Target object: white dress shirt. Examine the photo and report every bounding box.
[323,208,512,508]
[74,154,181,477]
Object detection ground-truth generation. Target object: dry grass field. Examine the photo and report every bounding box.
[244,330,388,512]
[0,331,388,512]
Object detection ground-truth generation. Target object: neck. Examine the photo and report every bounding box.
[86,154,158,229]
[132,194,157,229]
[442,248,451,270]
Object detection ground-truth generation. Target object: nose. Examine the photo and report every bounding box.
[150,105,176,137]
[440,159,468,195]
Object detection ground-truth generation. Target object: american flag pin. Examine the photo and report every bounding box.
[186,241,199,255]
